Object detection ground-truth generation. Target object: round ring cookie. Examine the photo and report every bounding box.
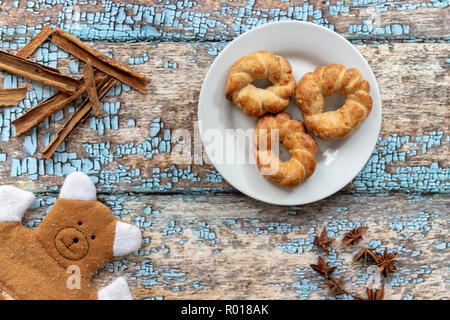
[253,112,318,187]
[295,63,373,140]
[225,51,296,118]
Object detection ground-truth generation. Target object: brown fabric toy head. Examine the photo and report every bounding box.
[0,172,142,300]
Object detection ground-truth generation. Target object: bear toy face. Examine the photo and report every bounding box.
[35,199,118,274]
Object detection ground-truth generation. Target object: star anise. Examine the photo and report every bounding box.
[314,227,335,255]
[310,256,336,279]
[375,248,397,277]
[353,283,385,300]
[342,227,368,246]
[324,275,347,296]
[353,246,378,264]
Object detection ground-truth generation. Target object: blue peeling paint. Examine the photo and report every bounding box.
[353,133,449,193]
[388,211,439,234]
[163,219,183,236]
[69,59,79,73]
[129,51,149,65]
[193,221,217,244]
[0,0,447,47]
[163,61,178,69]
[23,127,37,155]
[126,119,136,127]
[292,267,322,300]
[435,242,448,250]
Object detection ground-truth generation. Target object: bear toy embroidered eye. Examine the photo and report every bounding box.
[0,172,142,300]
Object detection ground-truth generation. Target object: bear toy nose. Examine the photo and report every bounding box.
[113,222,142,257]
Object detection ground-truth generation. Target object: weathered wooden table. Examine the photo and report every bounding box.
[0,0,448,300]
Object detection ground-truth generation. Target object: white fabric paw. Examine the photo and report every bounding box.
[113,221,142,257]
[0,185,35,222]
[97,277,133,300]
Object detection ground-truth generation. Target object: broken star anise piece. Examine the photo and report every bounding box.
[375,248,397,277]
[353,246,378,264]
[353,283,385,300]
[314,227,335,255]
[324,275,347,296]
[310,256,336,279]
[342,227,368,246]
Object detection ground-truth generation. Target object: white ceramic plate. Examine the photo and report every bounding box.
[198,21,382,206]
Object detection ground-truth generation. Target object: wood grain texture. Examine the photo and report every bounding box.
[21,192,449,300]
[0,0,448,42]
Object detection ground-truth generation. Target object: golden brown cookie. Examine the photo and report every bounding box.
[253,112,318,187]
[225,51,296,117]
[295,64,372,140]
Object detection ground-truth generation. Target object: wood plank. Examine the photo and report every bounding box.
[19,192,449,300]
[0,42,448,193]
[0,0,448,43]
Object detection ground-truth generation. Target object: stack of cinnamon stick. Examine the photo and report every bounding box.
[0,24,151,159]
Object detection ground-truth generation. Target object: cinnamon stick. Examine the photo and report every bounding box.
[0,50,80,93]
[42,75,118,159]
[83,62,102,117]
[12,70,104,136]
[16,24,53,59]
[51,27,150,93]
[0,88,28,107]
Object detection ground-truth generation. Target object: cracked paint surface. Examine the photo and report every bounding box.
[20,192,447,299]
[0,40,447,193]
[0,0,448,45]
[0,0,448,300]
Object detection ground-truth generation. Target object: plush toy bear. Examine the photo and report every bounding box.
[0,172,142,300]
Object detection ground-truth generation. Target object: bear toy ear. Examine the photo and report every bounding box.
[59,172,97,201]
